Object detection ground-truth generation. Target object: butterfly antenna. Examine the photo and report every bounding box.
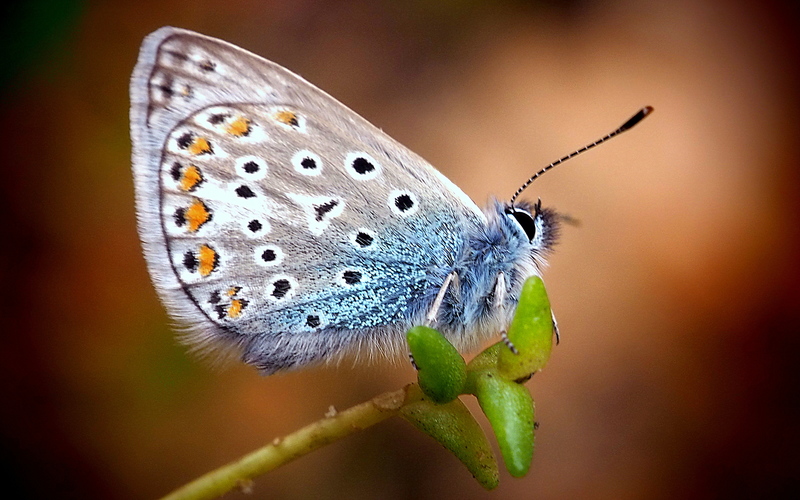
[509,106,654,206]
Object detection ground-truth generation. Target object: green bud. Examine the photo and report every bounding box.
[407,326,467,403]
[474,371,535,478]
[498,276,554,380]
[401,385,499,490]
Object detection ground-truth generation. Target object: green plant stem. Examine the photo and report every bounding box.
[161,385,422,500]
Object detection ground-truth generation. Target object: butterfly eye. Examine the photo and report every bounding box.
[505,207,538,242]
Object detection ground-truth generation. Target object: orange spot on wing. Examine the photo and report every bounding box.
[198,244,217,276]
[185,199,211,232]
[274,110,299,127]
[226,287,240,297]
[228,299,243,318]
[180,165,203,191]
[226,116,251,137]
[188,137,212,155]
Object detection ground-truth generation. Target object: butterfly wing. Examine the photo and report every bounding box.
[131,27,486,372]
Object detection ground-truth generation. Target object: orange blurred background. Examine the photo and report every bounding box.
[1,0,798,498]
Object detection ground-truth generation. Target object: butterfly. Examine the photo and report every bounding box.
[130,27,651,374]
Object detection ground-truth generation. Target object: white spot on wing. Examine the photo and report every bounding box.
[266,275,298,301]
[287,193,345,236]
[345,152,381,180]
[255,244,284,266]
[235,155,268,180]
[292,150,323,176]
[388,190,419,217]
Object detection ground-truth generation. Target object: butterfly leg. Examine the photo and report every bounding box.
[493,272,519,355]
[408,272,460,371]
[552,309,561,345]
[425,271,459,326]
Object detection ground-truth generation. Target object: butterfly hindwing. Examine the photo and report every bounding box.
[131,27,485,371]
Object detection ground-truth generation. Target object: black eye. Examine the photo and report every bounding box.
[505,207,537,241]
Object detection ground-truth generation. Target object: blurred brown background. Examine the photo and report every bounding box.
[1,0,798,498]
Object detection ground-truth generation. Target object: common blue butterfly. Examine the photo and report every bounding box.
[130,27,651,374]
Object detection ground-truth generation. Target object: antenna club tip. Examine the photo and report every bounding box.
[509,106,653,201]
[619,106,655,131]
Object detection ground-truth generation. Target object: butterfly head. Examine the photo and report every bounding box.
[500,106,654,264]
[503,200,559,260]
